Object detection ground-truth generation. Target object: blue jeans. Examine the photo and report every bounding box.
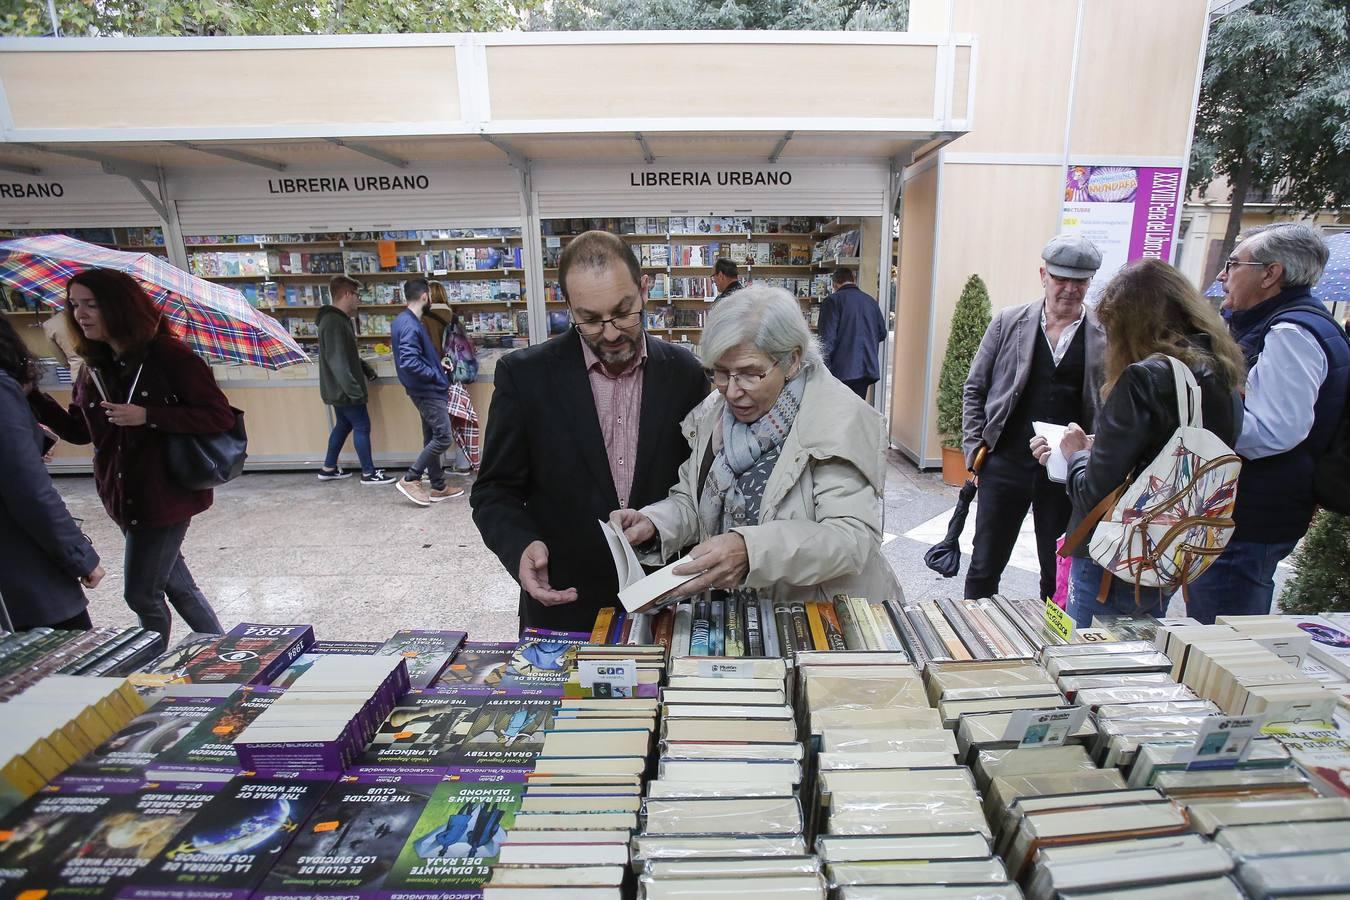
[1184,538,1299,624]
[1067,556,1169,629]
[324,403,375,475]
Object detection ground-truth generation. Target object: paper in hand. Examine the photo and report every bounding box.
[1033,421,1069,483]
[599,518,698,614]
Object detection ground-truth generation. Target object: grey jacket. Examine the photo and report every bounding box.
[0,371,97,628]
[961,299,1106,468]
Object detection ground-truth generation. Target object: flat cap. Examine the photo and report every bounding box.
[1042,234,1102,279]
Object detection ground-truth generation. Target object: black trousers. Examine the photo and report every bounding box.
[964,449,1072,601]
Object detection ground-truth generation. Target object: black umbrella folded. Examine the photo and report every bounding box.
[925,477,979,577]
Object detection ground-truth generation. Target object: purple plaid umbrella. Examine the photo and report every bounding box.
[0,234,306,369]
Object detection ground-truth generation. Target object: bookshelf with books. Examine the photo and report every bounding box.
[182,226,530,356]
[539,216,871,352]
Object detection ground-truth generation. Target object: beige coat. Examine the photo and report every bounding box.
[640,363,902,605]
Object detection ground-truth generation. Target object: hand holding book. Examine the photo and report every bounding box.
[672,532,748,594]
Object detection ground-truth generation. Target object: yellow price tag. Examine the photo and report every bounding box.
[1044,597,1074,642]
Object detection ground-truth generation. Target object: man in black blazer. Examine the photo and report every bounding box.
[471,231,709,633]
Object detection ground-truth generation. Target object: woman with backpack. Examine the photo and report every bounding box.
[1031,259,1246,627]
[27,269,233,643]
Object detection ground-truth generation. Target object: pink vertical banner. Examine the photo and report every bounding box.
[1127,167,1184,263]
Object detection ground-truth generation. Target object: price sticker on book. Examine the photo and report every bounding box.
[1179,715,1265,770]
[1002,707,1090,748]
[697,659,753,679]
[1044,598,1074,643]
[1075,628,1117,643]
[578,659,637,698]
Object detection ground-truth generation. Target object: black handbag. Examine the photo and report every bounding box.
[165,407,248,490]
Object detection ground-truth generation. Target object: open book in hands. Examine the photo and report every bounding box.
[599,519,699,614]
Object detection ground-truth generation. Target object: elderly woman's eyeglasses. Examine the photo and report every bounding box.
[573,310,642,336]
[707,359,781,389]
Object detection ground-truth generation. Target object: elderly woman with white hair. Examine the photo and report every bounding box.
[611,284,896,602]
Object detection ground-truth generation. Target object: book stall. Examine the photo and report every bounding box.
[4,598,1350,899]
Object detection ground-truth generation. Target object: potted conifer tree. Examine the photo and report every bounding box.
[1280,511,1350,614]
[936,274,991,486]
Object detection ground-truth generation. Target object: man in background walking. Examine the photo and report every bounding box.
[316,275,395,485]
[392,277,463,507]
[819,267,887,399]
[712,258,743,302]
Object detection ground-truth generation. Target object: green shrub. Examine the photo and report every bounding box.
[1280,511,1350,614]
[937,274,991,449]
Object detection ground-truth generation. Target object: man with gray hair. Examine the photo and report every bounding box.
[961,234,1107,602]
[1187,223,1350,623]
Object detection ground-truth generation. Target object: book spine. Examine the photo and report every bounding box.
[832,594,866,651]
[904,604,951,661]
[816,601,849,651]
[920,601,973,661]
[626,612,649,645]
[671,602,693,658]
[652,607,675,657]
[87,632,165,677]
[710,600,725,657]
[744,599,765,657]
[959,599,1016,658]
[62,627,143,675]
[937,598,993,660]
[590,607,615,644]
[607,609,626,646]
[789,602,812,652]
[759,595,781,658]
[774,603,799,657]
[690,599,711,656]
[977,599,1037,658]
[887,600,927,667]
[724,596,744,658]
[806,602,830,652]
[848,596,884,650]
[866,600,906,652]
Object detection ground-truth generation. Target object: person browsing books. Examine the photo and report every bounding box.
[711,258,742,302]
[27,268,230,643]
[471,230,709,633]
[0,314,104,629]
[1030,260,1244,627]
[392,277,463,507]
[611,285,898,605]
[315,274,395,486]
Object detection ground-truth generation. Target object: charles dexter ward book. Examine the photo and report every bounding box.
[121,774,333,898]
[0,776,216,897]
[360,690,495,768]
[181,623,314,685]
[376,630,468,690]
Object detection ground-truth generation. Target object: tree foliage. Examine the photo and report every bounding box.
[527,0,908,31]
[937,274,990,449]
[0,0,543,36]
[1281,511,1350,614]
[1189,0,1350,260]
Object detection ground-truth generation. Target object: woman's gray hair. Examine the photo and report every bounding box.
[699,284,823,370]
[1239,223,1330,288]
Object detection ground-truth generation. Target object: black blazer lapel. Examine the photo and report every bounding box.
[555,328,621,511]
[632,335,673,504]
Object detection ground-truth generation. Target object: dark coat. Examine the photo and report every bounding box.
[819,283,887,384]
[317,305,375,406]
[1065,349,1242,557]
[29,334,236,530]
[471,329,709,633]
[0,370,99,628]
[392,308,449,400]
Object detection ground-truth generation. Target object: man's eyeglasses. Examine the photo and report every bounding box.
[1223,258,1268,273]
[707,358,781,390]
[573,310,642,336]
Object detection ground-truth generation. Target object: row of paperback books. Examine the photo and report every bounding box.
[0,626,164,700]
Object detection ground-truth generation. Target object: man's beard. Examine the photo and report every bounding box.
[583,330,640,370]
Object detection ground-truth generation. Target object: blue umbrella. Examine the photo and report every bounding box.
[1204,231,1350,303]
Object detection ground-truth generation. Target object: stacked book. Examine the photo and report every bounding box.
[634,655,827,898]
[800,653,1019,896]
[126,621,314,694]
[1,627,164,698]
[1,674,148,814]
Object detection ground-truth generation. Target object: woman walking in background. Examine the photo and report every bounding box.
[28,269,232,642]
[0,314,104,630]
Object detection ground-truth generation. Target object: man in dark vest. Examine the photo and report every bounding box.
[961,235,1106,601]
[471,231,709,633]
[711,258,742,302]
[1187,223,1350,623]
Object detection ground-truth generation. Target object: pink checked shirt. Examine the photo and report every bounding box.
[581,337,647,507]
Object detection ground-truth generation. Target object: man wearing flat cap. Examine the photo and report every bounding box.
[960,234,1106,601]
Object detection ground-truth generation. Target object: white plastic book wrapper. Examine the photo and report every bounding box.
[641,796,804,835]
[1185,796,1350,835]
[827,857,1008,887]
[1056,878,1244,900]
[985,770,1128,826]
[630,833,808,866]
[1214,819,1350,860]
[1027,834,1233,897]
[820,727,958,755]
[644,857,821,879]
[836,887,1023,900]
[1235,850,1350,898]
[813,832,992,863]
[646,782,797,799]
[638,873,828,898]
[827,791,991,838]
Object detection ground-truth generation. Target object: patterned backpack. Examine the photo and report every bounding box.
[1068,357,1242,596]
